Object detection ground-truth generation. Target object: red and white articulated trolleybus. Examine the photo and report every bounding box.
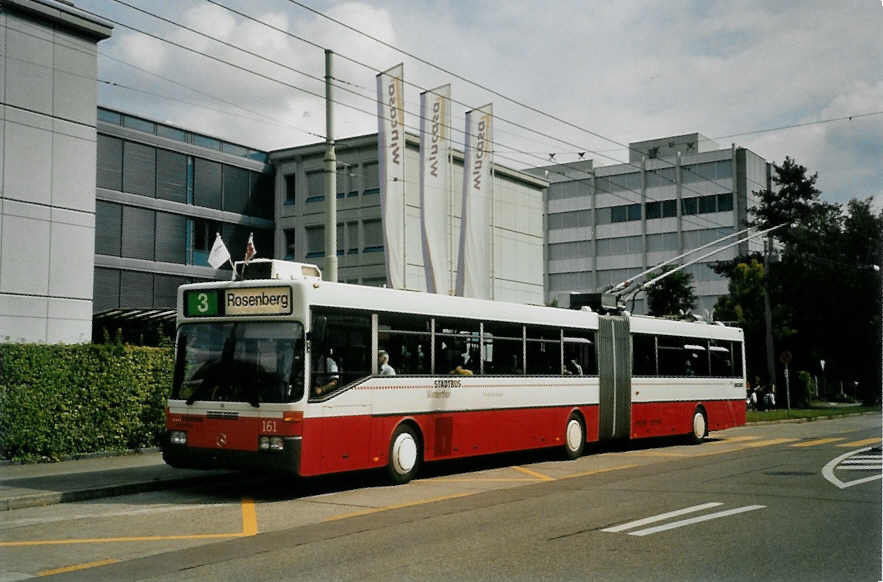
[163,259,746,484]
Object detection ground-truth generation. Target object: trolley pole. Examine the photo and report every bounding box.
[324,49,338,282]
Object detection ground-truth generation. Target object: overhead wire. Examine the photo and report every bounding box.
[285,0,742,199]
[193,0,733,232]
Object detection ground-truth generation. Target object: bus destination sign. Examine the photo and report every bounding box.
[184,287,292,317]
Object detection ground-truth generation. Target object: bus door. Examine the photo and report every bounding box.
[597,315,631,441]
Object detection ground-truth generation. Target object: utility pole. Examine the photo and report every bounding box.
[324,49,338,282]
[763,236,775,387]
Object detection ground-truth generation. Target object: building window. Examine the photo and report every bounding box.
[717,192,734,212]
[284,174,296,205]
[222,165,250,214]
[363,219,383,252]
[123,141,156,197]
[682,197,698,215]
[192,134,221,151]
[155,212,186,264]
[306,225,324,258]
[662,199,677,218]
[192,218,221,267]
[627,203,642,221]
[97,135,123,190]
[611,205,628,223]
[194,158,222,209]
[95,201,122,256]
[698,194,718,214]
[284,229,295,259]
[363,162,380,195]
[156,149,187,203]
[121,206,155,261]
[306,170,324,203]
[347,221,358,254]
[122,115,154,134]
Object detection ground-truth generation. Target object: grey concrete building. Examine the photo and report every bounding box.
[528,133,771,315]
[270,133,548,305]
[93,107,275,324]
[0,0,111,343]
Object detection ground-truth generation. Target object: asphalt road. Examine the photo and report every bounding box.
[2,414,880,581]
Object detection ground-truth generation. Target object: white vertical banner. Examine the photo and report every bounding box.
[377,63,406,289]
[419,84,452,294]
[456,103,493,299]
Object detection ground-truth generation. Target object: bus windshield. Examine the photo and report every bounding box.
[172,322,304,405]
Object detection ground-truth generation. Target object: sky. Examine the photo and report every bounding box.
[79,0,882,209]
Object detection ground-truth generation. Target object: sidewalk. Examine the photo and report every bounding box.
[0,451,231,511]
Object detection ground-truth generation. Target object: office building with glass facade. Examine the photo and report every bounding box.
[528,133,771,315]
[93,107,274,320]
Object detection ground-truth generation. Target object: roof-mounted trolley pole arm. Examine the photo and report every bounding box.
[607,225,756,297]
[620,222,790,307]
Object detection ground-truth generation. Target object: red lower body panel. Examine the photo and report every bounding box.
[630,399,746,439]
[298,405,599,477]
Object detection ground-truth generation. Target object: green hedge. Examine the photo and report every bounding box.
[0,344,173,462]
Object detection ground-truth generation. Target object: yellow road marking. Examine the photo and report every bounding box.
[837,438,881,447]
[512,466,555,481]
[38,559,120,576]
[1,533,243,547]
[241,498,258,536]
[792,437,845,447]
[708,436,760,444]
[324,492,475,522]
[1,498,258,548]
[421,478,538,483]
[558,464,639,480]
[744,438,799,448]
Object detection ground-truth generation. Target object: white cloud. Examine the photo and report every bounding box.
[86,0,880,205]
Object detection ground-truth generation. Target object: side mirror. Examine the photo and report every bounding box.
[309,315,327,345]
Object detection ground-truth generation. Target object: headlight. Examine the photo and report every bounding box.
[269,436,284,452]
[258,436,270,451]
[170,431,187,445]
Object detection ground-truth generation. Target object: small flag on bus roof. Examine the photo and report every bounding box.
[207,233,231,269]
[244,232,257,264]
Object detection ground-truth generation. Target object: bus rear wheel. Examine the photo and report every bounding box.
[689,408,707,444]
[386,424,421,484]
[563,413,586,459]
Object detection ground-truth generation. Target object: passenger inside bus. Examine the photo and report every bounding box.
[442,342,473,375]
[378,350,396,376]
[312,348,339,396]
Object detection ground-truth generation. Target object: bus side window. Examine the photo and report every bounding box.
[526,326,560,375]
[435,317,480,375]
[378,312,431,374]
[631,333,657,376]
[483,322,524,375]
[657,335,684,376]
[311,307,371,395]
[563,328,596,376]
[709,340,733,377]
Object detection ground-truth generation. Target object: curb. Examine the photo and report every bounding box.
[745,410,880,425]
[1,472,236,512]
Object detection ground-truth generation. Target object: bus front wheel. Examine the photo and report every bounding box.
[563,413,586,459]
[386,424,421,484]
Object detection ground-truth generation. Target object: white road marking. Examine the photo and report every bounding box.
[838,466,883,471]
[822,446,883,489]
[601,502,723,533]
[627,505,766,537]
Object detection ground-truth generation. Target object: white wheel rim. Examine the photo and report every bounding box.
[392,433,417,474]
[693,413,706,439]
[566,419,583,452]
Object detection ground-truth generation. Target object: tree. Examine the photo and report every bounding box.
[713,155,882,404]
[644,266,697,317]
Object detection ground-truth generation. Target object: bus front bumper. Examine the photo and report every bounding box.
[161,435,302,474]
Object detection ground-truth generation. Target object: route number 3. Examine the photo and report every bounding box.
[196,292,209,313]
